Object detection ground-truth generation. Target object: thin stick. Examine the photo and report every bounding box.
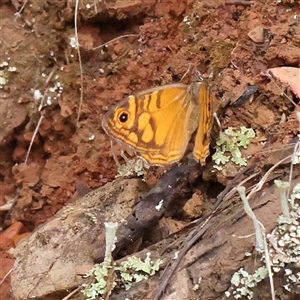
[24,115,44,164]
[180,63,192,82]
[0,267,14,286]
[38,66,57,111]
[62,286,81,300]
[24,66,57,164]
[110,139,121,168]
[92,34,139,51]
[14,0,28,19]
[267,70,299,107]
[247,154,293,200]
[74,0,84,127]
[225,0,254,4]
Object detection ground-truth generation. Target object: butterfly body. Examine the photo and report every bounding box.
[102,82,213,166]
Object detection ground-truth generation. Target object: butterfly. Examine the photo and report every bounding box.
[102,82,213,166]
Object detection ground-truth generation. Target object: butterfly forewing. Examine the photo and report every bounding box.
[140,86,197,164]
[103,84,198,165]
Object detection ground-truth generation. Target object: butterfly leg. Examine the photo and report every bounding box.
[120,149,131,164]
[110,139,122,168]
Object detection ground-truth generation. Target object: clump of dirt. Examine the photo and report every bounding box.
[0,0,299,299]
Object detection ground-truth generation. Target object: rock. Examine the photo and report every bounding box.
[10,178,148,300]
[248,25,265,43]
[0,100,27,143]
[268,67,300,98]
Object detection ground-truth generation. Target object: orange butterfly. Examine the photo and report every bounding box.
[102,82,213,166]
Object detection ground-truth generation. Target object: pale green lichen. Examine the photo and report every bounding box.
[119,252,162,275]
[290,123,300,165]
[290,181,300,206]
[116,252,163,290]
[0,75,6,86]
[69,36,79,49]
[267,182,300,295]
[116,157,149,178]
[82,251,162,298]
[82,264,114,299]
[82,222,118,300]
[228,267,268,299]
[213,127,255,170]
[237,186,264,253]
[274,180,291,221]
[0,61,9,67]
[269,182,300,257]
[226,182,300,299]
[8,66,17,72]
[0,61,17,89]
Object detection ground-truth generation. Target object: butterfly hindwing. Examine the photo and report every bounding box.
[193,82,213,165]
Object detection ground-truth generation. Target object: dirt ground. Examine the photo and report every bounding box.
[0,0,300,299]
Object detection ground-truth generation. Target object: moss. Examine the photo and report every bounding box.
[209,40,234,69]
